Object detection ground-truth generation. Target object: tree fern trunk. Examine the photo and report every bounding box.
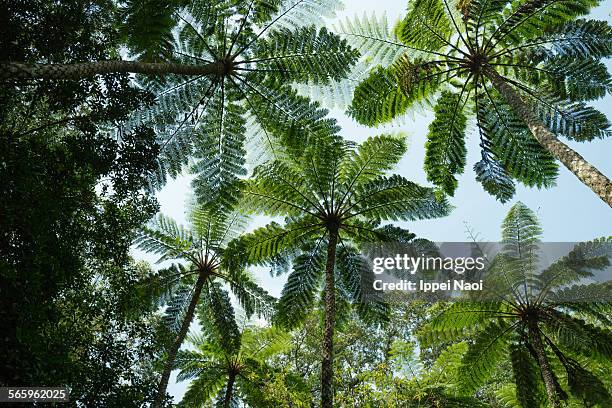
[224,372,236,408]
[528,319,561,408]
[1,61,222,80]
[486,68,612,207]
[152,271,208,408]
[321,229,338,408]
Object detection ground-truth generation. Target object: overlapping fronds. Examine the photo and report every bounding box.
[348,0,611,202]
[255,26,360,84]
[134,213,195,263]
[200,282,241,354]
[121,0,357,201]
[336,245,390,323]
[476,91,559,190]
[543,311,612,362]
[235,218,321,266]
[163,283,195,333]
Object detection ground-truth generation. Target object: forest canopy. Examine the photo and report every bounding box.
[1,0,611,407]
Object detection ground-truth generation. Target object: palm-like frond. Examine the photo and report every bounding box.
[348,0,612,202]
[119,0,358,201]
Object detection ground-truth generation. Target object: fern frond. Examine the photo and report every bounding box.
[334,12,406,67]
[347,175,451,222]
[275,242,326,328]
[458,320,513,391]
[418,302,505,346]
[424,91,468,195]
[254,26,360,84]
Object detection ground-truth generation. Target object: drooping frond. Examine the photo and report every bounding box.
[275,241,326,328]
[163,282,195,333]
[509,344,544,408]
[200,282,241,355]
[336,244,390,323]
[477,90,559,190]
[424,91,468,195]
[224,269,276,319]
[543,310,612,362]
[458,320,514,391]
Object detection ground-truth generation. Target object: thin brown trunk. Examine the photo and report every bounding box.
[224,372,236,408]
[1,60,222,80]
[321,229,338,408]
[528,319,562,408]
[486,67,612,207]
[152,271,208,408]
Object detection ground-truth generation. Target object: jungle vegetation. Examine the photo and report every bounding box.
[1,0,611,407]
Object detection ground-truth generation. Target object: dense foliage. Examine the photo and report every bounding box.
[1,0,610,407]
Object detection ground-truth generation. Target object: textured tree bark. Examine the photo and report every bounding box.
[152,271,208,408]
[486,67,612,207]
[528,320,562,408]
[1,60,222,80]
[224,372,236,408]
[321,229,338,408]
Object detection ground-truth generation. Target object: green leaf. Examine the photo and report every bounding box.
[255,26,360,84]
[338,133,407,188]
[424,91,468,195]
[275,242,326,328]
[459,320,513,391]
[348,66,409,126]
[348,175,451,222]
[396,0,453,52]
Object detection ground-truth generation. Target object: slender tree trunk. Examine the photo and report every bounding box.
[1,60,222,80]
[152,271,208,408]
[321,229,338,408]
[528,319,562,408]
[486,68,612,207]
[224,372,236,408]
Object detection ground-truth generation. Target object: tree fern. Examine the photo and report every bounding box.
[234,134,450,407]
[349,0,612,205]
[418,202,612,408]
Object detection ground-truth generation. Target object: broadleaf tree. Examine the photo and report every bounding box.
[232,134,451,407]
[346,0,612,206]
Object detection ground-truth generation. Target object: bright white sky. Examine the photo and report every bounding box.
[133,0,612,402]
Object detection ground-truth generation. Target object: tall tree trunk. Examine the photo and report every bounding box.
[486,68,612,207]
[528,319,562,408]
[1,60,222,80]
[224,372,236,408]
[321,229,338,408]
[152,271,208,408]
